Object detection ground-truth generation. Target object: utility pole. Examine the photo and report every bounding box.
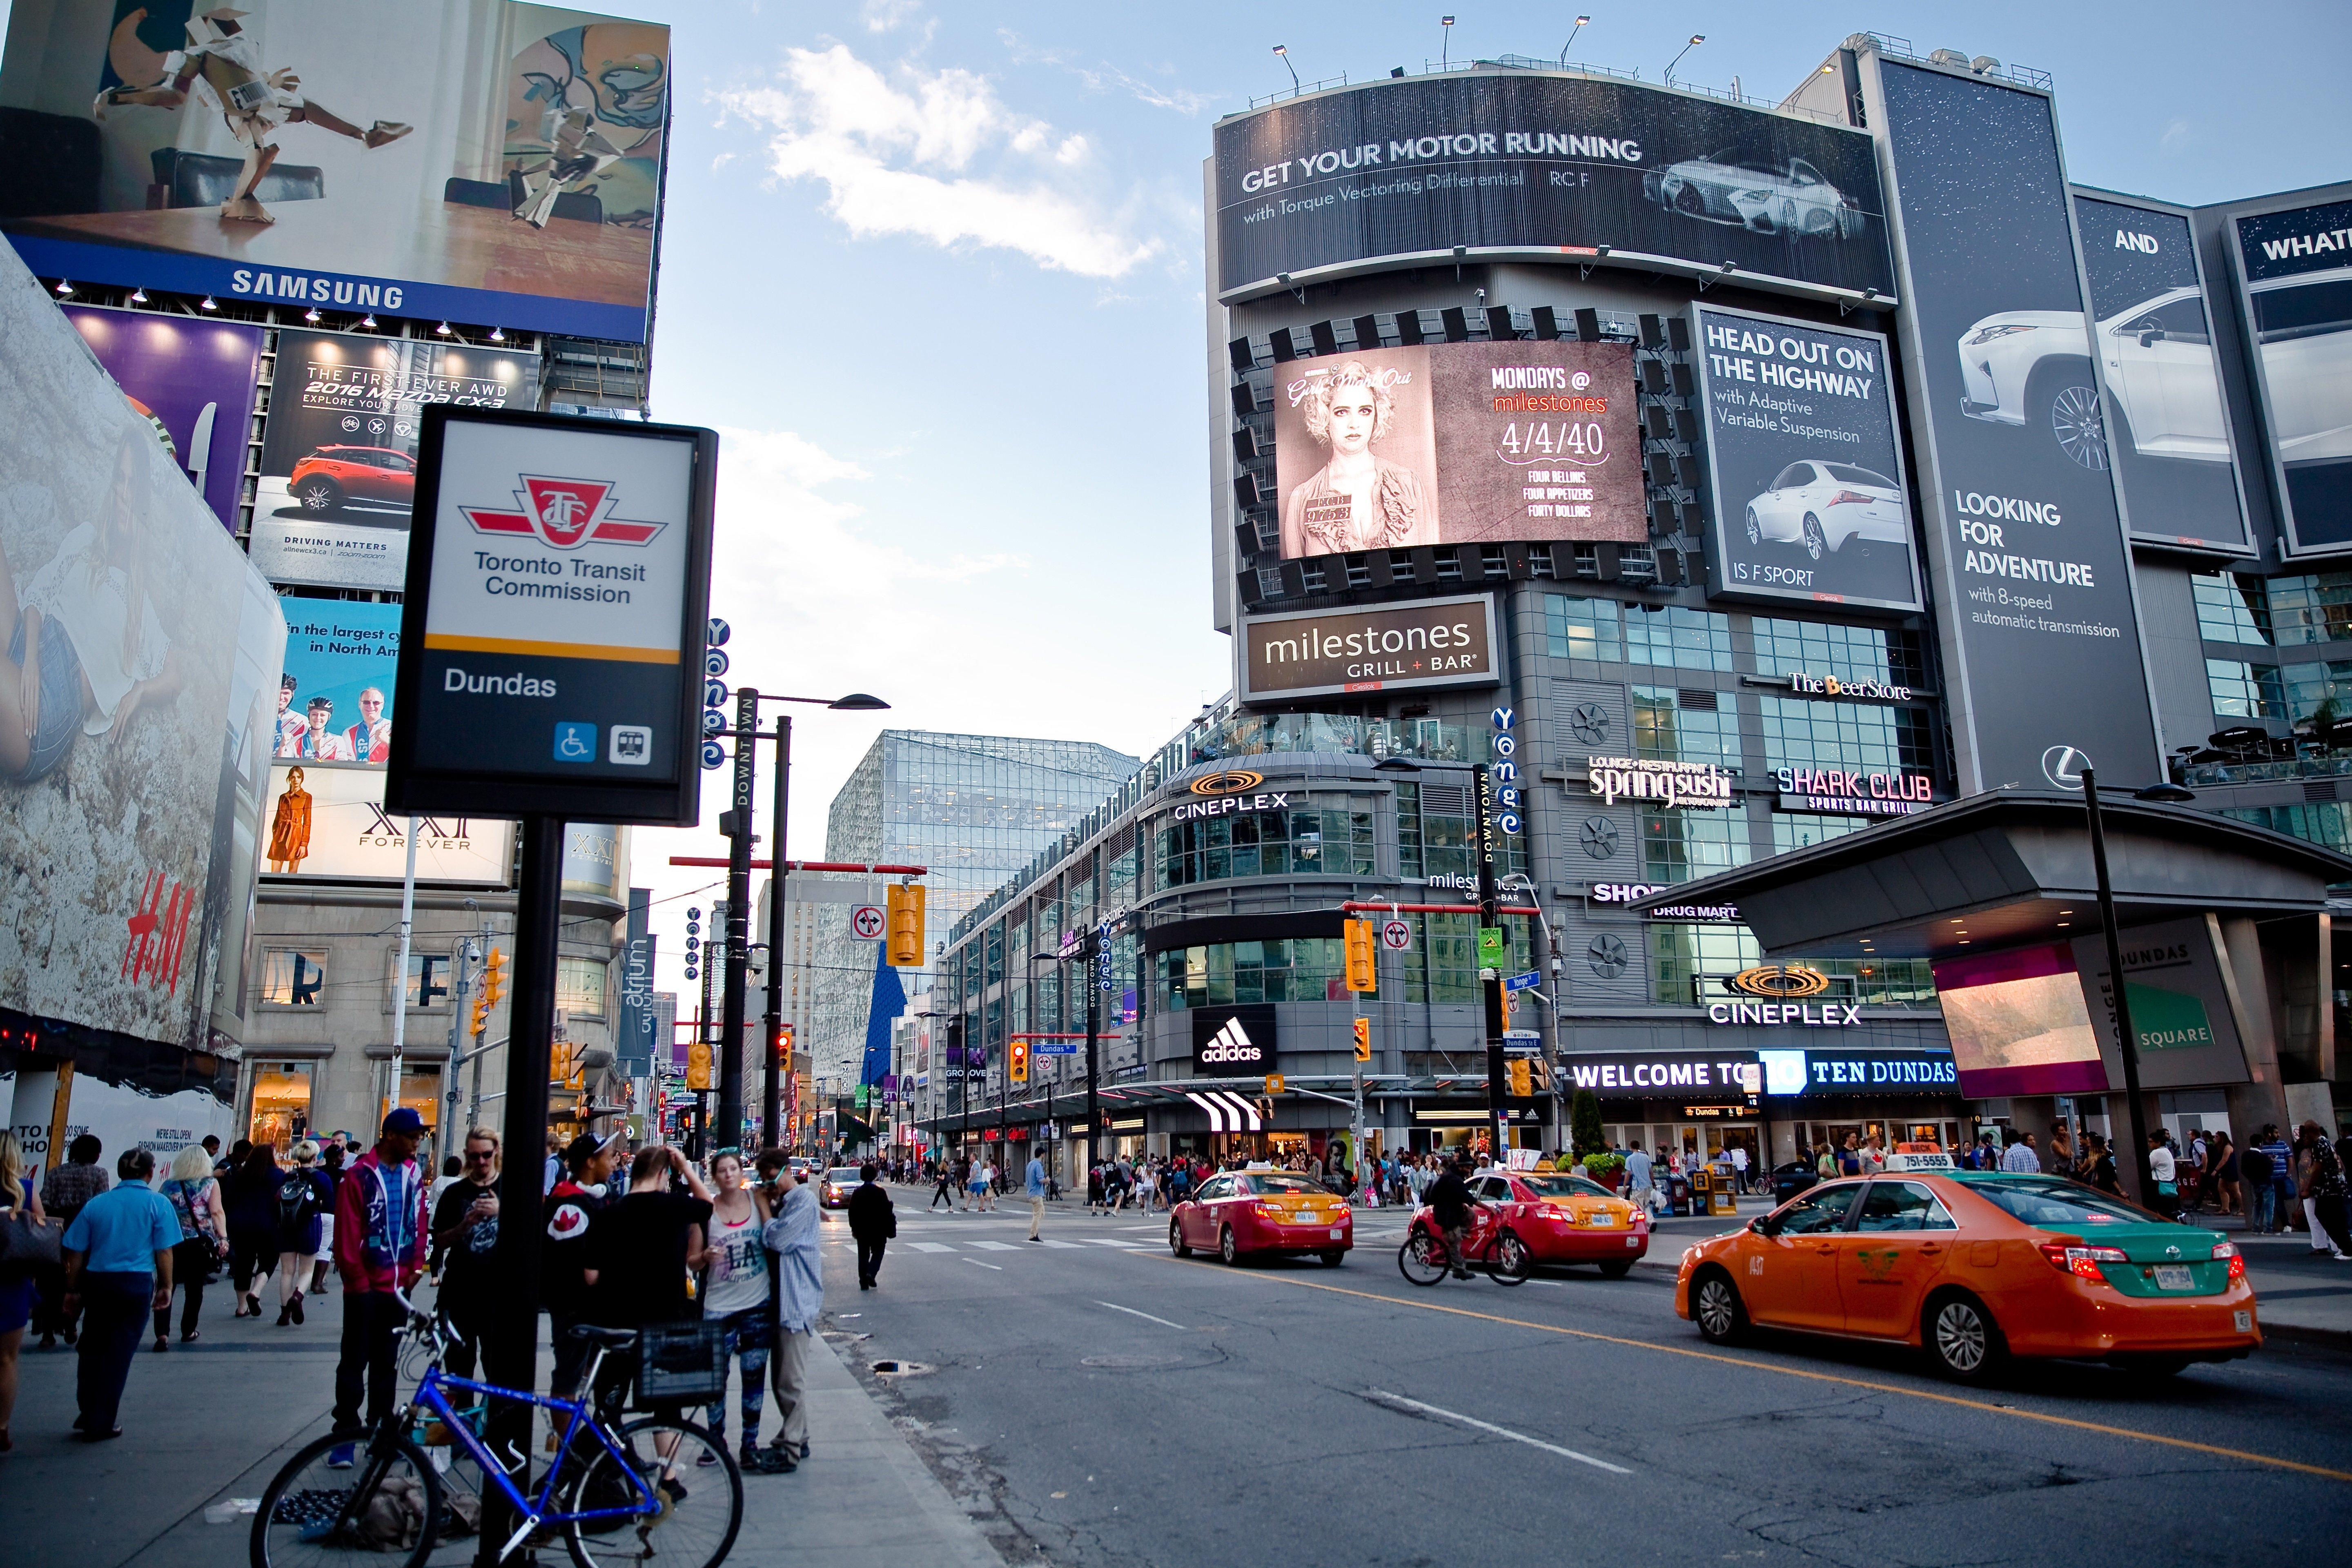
[762,714,793,1147]
[719,687,759,1152]
[2082,768,2157,1202]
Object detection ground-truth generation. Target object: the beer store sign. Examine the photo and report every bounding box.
[1773,764,1935,817]
[1587,757,1733,809]
[1786,672,1915,702]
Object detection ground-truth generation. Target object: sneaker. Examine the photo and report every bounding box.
[696,1449,721,1468]
[327,1444,356,1470]
[799,1440,811,1461]
[290,1296,304,1326]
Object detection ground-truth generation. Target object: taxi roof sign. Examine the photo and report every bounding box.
[1886,1148,1954,1172]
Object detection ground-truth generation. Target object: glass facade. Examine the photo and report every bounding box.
[1750,617,1928,687]
[1545,594,1734,671]
[1633,686,1739,767]
[1640,806,1749,884]
[1646,924,1936,1008]
[1757,695,1935,774]
[2193,572,2272,645]
[2206,659,2286,720]
[1156,804,1374,887]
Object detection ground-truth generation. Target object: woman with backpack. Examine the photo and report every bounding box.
[156,1144,229,1348]
[223,1143,282,1319]
[271,1142,336,1326]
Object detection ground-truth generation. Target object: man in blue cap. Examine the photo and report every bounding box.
[326,1107,429,1466]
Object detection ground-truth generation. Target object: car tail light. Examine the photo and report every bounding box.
[1825,490,1875,508]
[2038,1240,2127,1278]
[1254,1202,1286,1218]
[2212,1241,2245,1282]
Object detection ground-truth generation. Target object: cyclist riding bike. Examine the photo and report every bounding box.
[1421,1154,1481,1280]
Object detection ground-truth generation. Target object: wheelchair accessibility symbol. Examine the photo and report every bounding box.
[553,722,597,763]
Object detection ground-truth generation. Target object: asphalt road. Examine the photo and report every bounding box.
[823,1196,2352,1567]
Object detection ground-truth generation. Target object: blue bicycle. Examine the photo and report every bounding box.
[250,1288,742,1568]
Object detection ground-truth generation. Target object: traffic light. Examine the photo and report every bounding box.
[1507,1057,1533,1098]
[482,949,508,1008]
[1344,918,1376,993]
[470,996,488,1037]
[548,1040,570,1084]
[1008,1037,1029,1085]
[1265,1074,1284,1096]
[687,1040,713,1091]
[777,1022,794,1074]
[1352,1016,1372,1062]
[886,882,925,967]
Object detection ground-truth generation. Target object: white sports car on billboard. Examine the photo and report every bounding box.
[1955,287,2239,471]
[1642,151,1866,238]
[2249,267,2352,469]
[1743,461,1909,559]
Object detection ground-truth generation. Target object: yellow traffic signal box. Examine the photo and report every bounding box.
[887,883,925,967]
[1009,1037,1030,1085]
[1352,1016,1372,1062]
[1344,918,1376,992]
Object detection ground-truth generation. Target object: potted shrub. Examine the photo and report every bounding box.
[1581,1152,1626,1191]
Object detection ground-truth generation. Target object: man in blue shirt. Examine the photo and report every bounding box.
[60,1149,180,1440]
[1025,1150,1049,1242]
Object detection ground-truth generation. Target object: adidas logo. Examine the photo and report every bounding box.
[1199,1019,1263,1065]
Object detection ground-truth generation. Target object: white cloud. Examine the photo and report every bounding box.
[716,45,1157,278]
[860,0,922,33]
[2160,118,2193,150]
[996,29,1213,116]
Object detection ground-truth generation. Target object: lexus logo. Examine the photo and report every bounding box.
[1190,769,1267,797]
[1726,965,1831,999]
[2041,745,2089,791]
[1198,1018,1263,1065]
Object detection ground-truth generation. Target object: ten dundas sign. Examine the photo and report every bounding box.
[1241,592,1499,701]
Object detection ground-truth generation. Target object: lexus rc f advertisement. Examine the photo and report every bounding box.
[1690,304,1922,613]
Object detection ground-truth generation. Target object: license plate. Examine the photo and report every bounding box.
[2234,1309,2254,1333]
[1625,1235,1640,1248]
[1587,1213,1616,1227]
[2153,1265,2194,1290]
[1288,1211,1325,1224]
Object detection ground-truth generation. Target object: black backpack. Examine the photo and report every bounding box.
[2238,1146,2272,1184]
[277,1170,321,1237]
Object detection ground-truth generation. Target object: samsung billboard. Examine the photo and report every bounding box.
[1214,71,1894,305]
[2229,195,2352,555]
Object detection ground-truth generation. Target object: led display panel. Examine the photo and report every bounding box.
[1932,943,2109,1099]
[2230,196,2352,554]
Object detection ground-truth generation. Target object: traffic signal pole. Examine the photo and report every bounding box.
[718,687,759,1154]
[763,714,792,1149]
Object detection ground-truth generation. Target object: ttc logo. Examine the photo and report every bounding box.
[461,475,666,550]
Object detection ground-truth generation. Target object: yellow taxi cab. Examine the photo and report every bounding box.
[1674,1170,2258,1381]
[1170,1165,1353,1266]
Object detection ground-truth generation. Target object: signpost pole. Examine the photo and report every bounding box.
[2082,768,2157,1202]
[479,815,563,1562]
[763,716,792,1148]
[1475,764,1508,1161]
[386,818,418,1134]
[1085,931,1102,1178]
[719,688,758,1153]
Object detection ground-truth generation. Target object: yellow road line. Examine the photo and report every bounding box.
[1146,1254,2352,1485]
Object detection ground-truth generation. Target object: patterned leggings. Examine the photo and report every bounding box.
[704,1305,772,1444]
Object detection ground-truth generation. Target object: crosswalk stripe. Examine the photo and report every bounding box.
[908,1242,956,1253]
[1084,1238,1149,1248]
[967,1240,1019,1252]
[1039,1239,1084,1249]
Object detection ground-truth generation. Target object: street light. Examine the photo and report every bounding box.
[1440,15,1455,69]
[1272,44,1299,92]
[1560,15,1590,65]
[715,688,891,1158]
[1665,33,1704,83]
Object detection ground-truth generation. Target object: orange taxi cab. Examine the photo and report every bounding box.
[1170,1166,1352,1266]
[1467,1169,1649,1276]
[1675,1169,2258,1381]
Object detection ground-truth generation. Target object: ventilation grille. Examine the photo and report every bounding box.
[1677,687,1719,712]
[1419,784,1474,815]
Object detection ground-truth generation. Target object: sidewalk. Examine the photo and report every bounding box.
[1,1262,1001,1568]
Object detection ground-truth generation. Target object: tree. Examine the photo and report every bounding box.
[1570,1089,1605,1162]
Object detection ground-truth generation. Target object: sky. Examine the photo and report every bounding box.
[5,0,2345,1004]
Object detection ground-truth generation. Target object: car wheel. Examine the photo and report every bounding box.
[294,477,343,514]
[1490,1231,1532,1286]
[1801,203,1837,236]
[2031,363,2109,471]
[1673,183,1706,217]
[1599,1259,1634,1279]
[1802,515,1828,561]
[1692,1268,1746,1344]
[1925,1291,2006,1383]
[1218,1226,1240,1267]
[1169,1219,1191,1258]
[1319,1250,1345,1268]
[1745,506,1762,545]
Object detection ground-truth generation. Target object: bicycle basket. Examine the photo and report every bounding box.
[633,1321,727,1408]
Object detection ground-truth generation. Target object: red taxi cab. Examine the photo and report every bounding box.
[1675,1168,2258,1381]
[1466,1169,1649,1276]
[1170,1167,1352,1266]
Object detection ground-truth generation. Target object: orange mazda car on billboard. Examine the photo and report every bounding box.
[1675,1172,2257,1381]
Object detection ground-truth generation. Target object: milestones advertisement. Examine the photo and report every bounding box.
[1690,304,1922,612]
[1214,71,1893,303]
[2072,192,2248,552]
[1240,592,1499,701]
[1869,59,2160,791]
[1271,339,1643,558]
[2230,196,2352,553]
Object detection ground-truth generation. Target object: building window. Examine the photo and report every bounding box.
[2192,573,2272,645]
[2222,802,2352,852]
[396,951,452,1011]
[1105,837,1140,909]
[1633,686,1740,767]
[984,924,1004,988]
[1750,617,1928,688]
[1545,593,1624,661]
[1757,695,1934,774]
[1161,938,1350,1009]
[261,949,328,1007]
[1772,813,1871,854]
[2283,661,2352,726]
[556,958,608,1020]
[1624,604,1735,672]
[2264,573,2352,647]
[1156,806,1374,887]
[1646,924,1936,1007]
[1640,807,1750,885]
[2206,658,2285,720]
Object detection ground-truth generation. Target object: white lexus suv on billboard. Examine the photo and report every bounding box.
[1956,287,2239,470]
[1642,150,1866,238]
[1743,461,1909,559]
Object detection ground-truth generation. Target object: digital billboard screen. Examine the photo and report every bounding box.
[1269,339,1643,557]
[63,304,261,532]
[1932,944,2109,1100]
[2071,192,2249,553]
[1,1,668,342]
[1870,59,2160,792]
[1213,71,1893,304]
[1689,304,1922,612]
[2230,196,2352,553]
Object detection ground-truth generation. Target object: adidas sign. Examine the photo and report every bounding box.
[1198,1018,1263,1065]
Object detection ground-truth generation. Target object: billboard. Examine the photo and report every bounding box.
[272,597,399,763]
[63,304,261,531]
[1932,943,2108,1099]
[0,242,285,1051]
[1239,592,1499,701]
[1,1,669,342]
[1269,339,1642,557]
[1690,304,1922,612]
[2229,196,2352,553]
[261,760,512,884]
[2071,192,2249,553]
[248,327,539,590]
[1213,71,1893,304]
[1868,58,2161,792]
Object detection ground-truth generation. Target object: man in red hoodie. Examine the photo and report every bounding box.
[327,1108,429,1466]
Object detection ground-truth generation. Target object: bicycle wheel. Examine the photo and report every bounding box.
[561,1417,743,1568]
[1486,1229,1532,1286]
[251,1430,442,1568]
[1398,1232,1450,1287]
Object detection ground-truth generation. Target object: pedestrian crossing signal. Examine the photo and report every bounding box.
[886,883,925,967]
[1009,1037,1030,1085]
[1344,918,1376,992]
[1352,1016,1372,1062]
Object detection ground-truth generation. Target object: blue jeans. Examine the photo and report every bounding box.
[2248,1181,2276,1234]
[8,608,85,781]
[704,1306,771,1444]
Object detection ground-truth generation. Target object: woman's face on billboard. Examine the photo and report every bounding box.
[1326,385,1377,456]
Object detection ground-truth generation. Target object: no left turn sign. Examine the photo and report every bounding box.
[851,905,886,941]
[1380,918,1413,952]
